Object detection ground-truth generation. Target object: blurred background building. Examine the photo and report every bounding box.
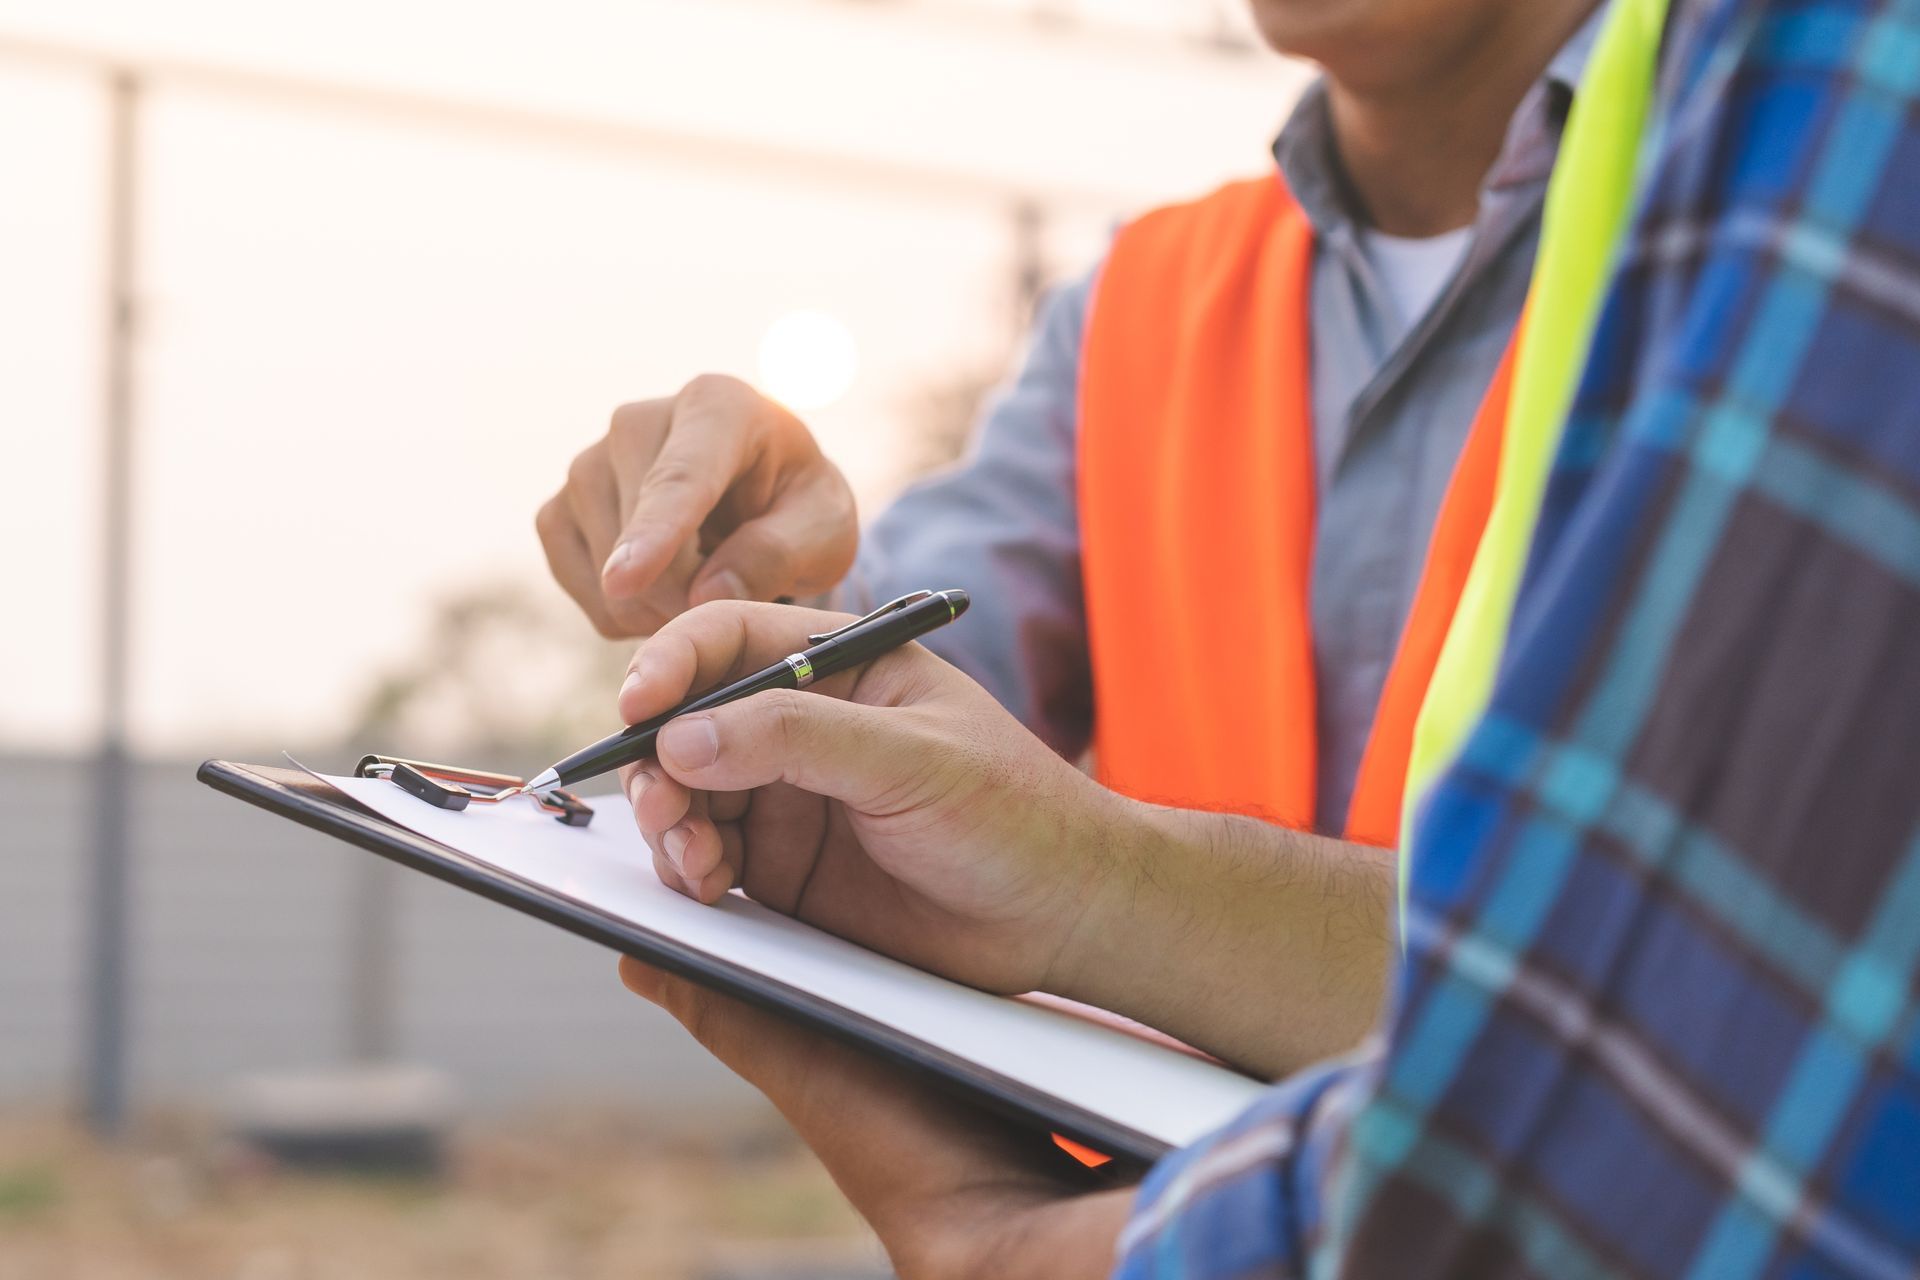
[0,0,1305,1272]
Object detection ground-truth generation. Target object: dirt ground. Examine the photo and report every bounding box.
[0,1110,881,1280]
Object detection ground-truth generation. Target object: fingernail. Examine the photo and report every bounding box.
[664,825,692,874]
[624,769,651,805]
[619,669,644,703]
[694,570,747,604]
[603,542,634,579]
[660,716,720,769]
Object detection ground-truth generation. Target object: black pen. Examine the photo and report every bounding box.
[521,589,970,794]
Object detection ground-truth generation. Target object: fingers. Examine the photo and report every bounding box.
[614,954,1093,1242]
[690,465,859,608]
[536,495,623,638]
[543,422,685,639]
[625,761,737,903]
[550,377,855,652]
[624,762,689,838]
[571,455,682,636]
[656,689,941,816]
[615,601,956,813]
[733,781,827,914]
[616,955,878,1110]
[710,787,751,824]
[603,375,755,601]
[668,812,728,892]
[618,955,815,1090]
[565,439,624,569]
[618,600,862,726]
[603,398,694,612]
[652,842,734,904]
[603,398,672,547]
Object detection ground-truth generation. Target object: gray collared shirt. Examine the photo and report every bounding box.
[842,10,1603,834]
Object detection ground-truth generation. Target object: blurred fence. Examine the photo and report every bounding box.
[1,752,767,1122]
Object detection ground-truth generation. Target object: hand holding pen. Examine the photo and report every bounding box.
[523,589,970,795]
[610,591,1127,999]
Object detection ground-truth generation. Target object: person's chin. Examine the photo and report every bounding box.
[1247,0,1361,46]
[1242,0,1416,66]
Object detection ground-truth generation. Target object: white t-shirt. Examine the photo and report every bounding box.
[1359,225,1475,330]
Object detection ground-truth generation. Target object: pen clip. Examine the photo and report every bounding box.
[806,590,934,644]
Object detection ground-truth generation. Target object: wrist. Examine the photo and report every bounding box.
[953,1188,1133,1280]
[1043,782,1205,1021]
[1046,795,1396,1076]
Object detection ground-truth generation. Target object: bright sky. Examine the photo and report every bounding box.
[0,0,1307,755]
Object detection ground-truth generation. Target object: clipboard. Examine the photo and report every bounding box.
[198,759,1266,1169]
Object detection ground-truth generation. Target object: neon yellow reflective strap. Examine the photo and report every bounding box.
[1398,0,1671,908]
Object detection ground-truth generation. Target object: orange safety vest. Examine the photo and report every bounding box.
[1078,175,1516,848]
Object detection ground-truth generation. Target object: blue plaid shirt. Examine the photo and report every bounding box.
[1117,0,1920,1274]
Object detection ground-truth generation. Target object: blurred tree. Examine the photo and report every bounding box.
[346,586,631,777]
[898,364,1005,481]
[338,584,631,1065]
[896,198,1054,483]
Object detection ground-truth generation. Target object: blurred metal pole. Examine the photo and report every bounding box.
[1010,197,1048,333]
[347,858,398,1062]
[84,69,140,1138]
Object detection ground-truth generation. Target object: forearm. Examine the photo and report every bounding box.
[1058,797,1396,1079]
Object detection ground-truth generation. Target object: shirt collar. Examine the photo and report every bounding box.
[1271,0,1613,234]
[1548,0,1611,96]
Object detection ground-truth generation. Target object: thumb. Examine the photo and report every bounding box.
[656,688,938,814]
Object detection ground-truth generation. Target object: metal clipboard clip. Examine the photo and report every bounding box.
[354,754,594,827]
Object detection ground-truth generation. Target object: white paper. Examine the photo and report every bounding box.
[322,773,1267,1152]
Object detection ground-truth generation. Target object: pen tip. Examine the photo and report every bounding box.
[945,589,970,620]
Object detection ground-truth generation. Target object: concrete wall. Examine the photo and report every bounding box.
[0,753,765,1121]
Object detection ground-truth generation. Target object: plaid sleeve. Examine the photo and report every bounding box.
[1112,1054,1366,1279]
[1115,0,1920,1274]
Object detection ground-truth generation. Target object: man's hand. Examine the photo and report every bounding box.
[617,601,1397,1078]
[536,374,858,637]
[618,600,1133,999]
[617,955,1130,1280]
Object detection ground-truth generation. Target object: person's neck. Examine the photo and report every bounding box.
[1321,0,1600,237]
